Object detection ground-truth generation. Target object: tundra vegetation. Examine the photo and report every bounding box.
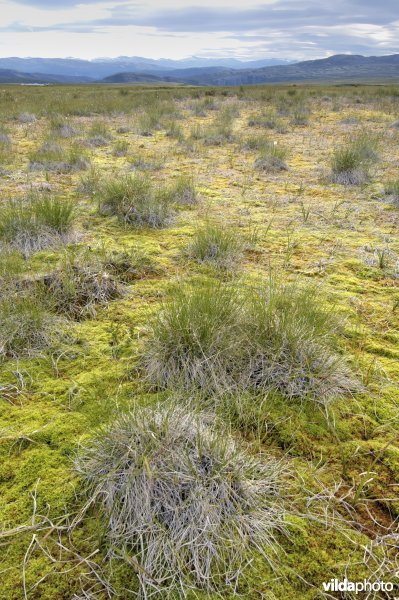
[0,83,398,600]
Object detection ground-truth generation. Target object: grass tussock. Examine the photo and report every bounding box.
[142,279,355,405]
[29,141,89,173]
[103,246,160,282]
[384,179,399,205]
[330,133,379,185]
[44,252,122,320]
[0,193,76,255]
[98,173,175,228]
[76,403,285,597]
[255,142,288,172]
[185,222,243,270]
[0,292,56,359]
[169,174,198,205]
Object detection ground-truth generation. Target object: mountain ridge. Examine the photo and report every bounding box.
[0,54,398,86]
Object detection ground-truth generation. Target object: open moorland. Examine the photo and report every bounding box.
[0,83,398,599]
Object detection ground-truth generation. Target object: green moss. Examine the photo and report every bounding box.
[1,84,399,599]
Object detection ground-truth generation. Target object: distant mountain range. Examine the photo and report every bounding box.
[0,56,293,79]
[0,54,398,86]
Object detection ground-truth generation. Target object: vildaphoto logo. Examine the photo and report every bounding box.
[322,578,396,595]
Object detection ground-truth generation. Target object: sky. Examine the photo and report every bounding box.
[0,0,398,61]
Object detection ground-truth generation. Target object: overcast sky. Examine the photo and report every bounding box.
[0,0,398,60]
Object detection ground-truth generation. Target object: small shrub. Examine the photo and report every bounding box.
[185,222,243,270]
[76,403,285,596]
[0,193,75,255]
[99,173,175,228]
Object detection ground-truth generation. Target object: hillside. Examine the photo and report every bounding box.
[186,53,399,85]
[99,54,399,86]
[0,56,293,80]
[0,68,93,84]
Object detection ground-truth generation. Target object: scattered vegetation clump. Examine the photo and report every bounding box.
[112,140,129,157]
[0,248,24,281]
[330,133,378,185]
[384,179,399,204]
[88,120,112,139]
[50,115,78,138]
[0,193,76,255]
[18,112,36,123]
[185,222,243,270]
[0,291,56,358]
[143,279,354,404]
[98,173,175,228]
[103,246,160,282]
[76,403,286,597]
[202,107,236,145]
[255,142,288,172]
[165,119,184,140]
[0,131,12,163]
[78,165,101,196]
[169,174,198,205]
[29,141,89,172]
[291,107,310,126]
[44,252,122,320]
[243,134,271,151]
[248,110,283,131]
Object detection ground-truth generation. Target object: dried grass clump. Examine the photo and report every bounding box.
[0,193,76,256]
[76,404,285,597]
[142,280,355,405]
[44,253,122,320]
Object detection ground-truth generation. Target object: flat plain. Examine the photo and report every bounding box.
[0,83,398,599]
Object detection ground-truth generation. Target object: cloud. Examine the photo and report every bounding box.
[1,0,399,59]
[130,1,399,31]
[10,0,107,7]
